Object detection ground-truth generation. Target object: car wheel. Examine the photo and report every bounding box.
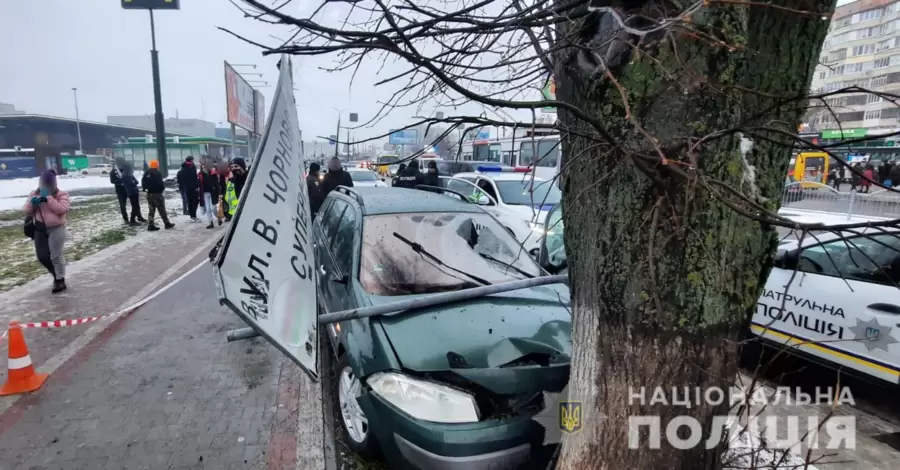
[82,171,88,175]
[335,354,377,457]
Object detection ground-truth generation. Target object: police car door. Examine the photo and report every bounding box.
[753,232,900,384]
[475,177,503,216]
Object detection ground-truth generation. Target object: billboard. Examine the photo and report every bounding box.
[389,129,419,146]
[121,0,180,9]
[253,89,266,136]
[224,61,256,132]
[0,157,37,180]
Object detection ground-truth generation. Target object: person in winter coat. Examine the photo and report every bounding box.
[394,159,424,189]
[24,170,71,293]
[889,161,900,189]
[229,157,249,197]
[110,159,130,224]
[862,164,876,193]
[121,161,145,225]
[321,157,353,196]
[391,163,406,187]
[198,163,222,229]
[222,158,247,222]
[306,162,325,218]
[421,160,440,190]
[177,156,200,221]
[141,160,175,231]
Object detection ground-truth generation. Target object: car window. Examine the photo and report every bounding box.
[330,204,359,274]
[349,170,376,181]
[518,139,560,168]
[544,205,566,267]
[319,199,349,241]
[476,178,499,204]
[495,179,561,206]
[445,177,476,196]
[359,212,542,295]
[798,234,900,285]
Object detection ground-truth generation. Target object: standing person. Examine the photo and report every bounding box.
[121,161,146,225]
[862,164,876,193]
[223,157,250,222]
[110,158,130,224]
[217,160,232,221]
[395,159,424,189]
[321,157,353,196]
[421,160,440,190]
[23,170,71,293]
[850,162,863,191]
[198,163,222,229]
[306,162,324,218]
[177,156,200,221]
[143,160,149,173]
[391,163,406,187]
[828,167,838,191]
[141,160,175,231]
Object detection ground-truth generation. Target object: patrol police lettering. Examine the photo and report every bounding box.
[761,289,845,317]
[756,303,845,338]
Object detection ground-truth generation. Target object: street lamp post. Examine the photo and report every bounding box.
[71,88,83,153]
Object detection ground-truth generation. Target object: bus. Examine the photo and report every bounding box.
[791,151,829,188]
[460,131,562,185]
[375,154,400,177]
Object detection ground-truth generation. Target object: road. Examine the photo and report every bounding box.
[0,259,312,470]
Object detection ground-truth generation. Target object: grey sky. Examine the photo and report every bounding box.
[0,1,494,144]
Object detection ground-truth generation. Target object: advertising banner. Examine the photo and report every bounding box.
[389,129,419,146]
[213,55,319,380]
[0,157,36,180]
[225,61,256,132]
[254,89,266,136]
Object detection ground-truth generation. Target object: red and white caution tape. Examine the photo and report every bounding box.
[21,315,110,329]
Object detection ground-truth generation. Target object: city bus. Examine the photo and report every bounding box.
[791,151,829,188]
[375,154,400,177]
[460,131,562,185]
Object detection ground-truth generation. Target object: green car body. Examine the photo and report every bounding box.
[313,186,571,469]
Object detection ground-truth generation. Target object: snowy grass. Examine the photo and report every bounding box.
[0,191,183,292]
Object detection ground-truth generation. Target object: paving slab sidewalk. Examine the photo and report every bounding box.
[0,219,225,369]
[0,264,304,470]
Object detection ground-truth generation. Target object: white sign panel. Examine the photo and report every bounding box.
[213,55,319,380]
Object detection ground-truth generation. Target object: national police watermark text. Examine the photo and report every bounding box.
[629,385,855,408]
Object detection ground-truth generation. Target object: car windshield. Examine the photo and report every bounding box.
[495,179,561,206]
[360,212,541,295]
[349,170,377,181]
[377,156,399,165]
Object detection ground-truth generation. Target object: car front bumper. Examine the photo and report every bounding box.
[358,391,543,470]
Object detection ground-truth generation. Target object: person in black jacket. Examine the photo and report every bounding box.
[120,161,145,225]
[110,159,130,224]
[140,160,175,231]
[394,159,424,189]
[391,163,407,187]
[321,157,353,196]
[306,162,325,219]
[176,157,200,221]
[199,163,222,229]
[421,160,440,191]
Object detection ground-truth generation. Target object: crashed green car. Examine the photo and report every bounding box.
[313,186,571,469]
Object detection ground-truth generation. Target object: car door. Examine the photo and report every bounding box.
[753,233,900,384]
[313,198,341,308]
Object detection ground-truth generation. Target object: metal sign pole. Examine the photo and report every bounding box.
[149,9,169,178]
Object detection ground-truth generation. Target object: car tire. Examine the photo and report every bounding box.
[82,171,88,175]
[334,354,378,457]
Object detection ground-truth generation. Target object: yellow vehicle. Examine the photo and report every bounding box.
[375,155,400,177]
[792,151,829,188]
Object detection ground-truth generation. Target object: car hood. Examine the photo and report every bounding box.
[371,283,571,394]
[504,204,553,224]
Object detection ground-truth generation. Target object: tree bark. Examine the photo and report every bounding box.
[552,1,833,468]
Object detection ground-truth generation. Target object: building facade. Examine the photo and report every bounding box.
[106,115,216,137]
[808,0,900,131]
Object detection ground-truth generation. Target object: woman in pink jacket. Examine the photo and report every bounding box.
[23,170,71,293]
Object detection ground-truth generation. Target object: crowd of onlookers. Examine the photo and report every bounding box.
[827,160,900,193]
[20,155,251,295]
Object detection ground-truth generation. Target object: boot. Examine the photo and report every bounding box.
[206,222,215,229]
[129,220,141,227]
[137,215,147,222]
[217,218,223,227]
[148,224,160,232]
[52,278,67,294]
[164,222,175,229]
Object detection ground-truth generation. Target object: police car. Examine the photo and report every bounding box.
[441,165,560,256]
[752,228,900,386]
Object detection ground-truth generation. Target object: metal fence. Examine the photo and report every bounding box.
[780,182,900,220]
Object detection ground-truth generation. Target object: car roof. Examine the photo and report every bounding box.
[452,171,546,182]
[339,187,482,216]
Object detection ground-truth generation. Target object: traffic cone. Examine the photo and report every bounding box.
[0,321,48,396]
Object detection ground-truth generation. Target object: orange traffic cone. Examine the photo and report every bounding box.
[0,321,48,396]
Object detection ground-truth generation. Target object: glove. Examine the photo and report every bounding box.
[30,196,42,206]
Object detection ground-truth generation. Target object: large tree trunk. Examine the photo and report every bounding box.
[553,1,833,468]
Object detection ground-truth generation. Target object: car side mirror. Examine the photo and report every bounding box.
[476,194,490,205]
[774,249,798,270]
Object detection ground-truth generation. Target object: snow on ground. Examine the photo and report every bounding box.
[0,190,185,292]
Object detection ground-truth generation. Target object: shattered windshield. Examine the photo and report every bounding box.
[360,212,541,295]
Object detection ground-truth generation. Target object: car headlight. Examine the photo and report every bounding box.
[525,221,545,234]
[367,372,480,423]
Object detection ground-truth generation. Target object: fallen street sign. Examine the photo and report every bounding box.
[212,54,320,381]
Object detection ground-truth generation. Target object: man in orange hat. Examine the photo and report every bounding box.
[141,160,175,231]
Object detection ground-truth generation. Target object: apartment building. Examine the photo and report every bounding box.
[807,0,900,132]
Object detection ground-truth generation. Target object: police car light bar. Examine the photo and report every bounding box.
[476,165,532,173]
